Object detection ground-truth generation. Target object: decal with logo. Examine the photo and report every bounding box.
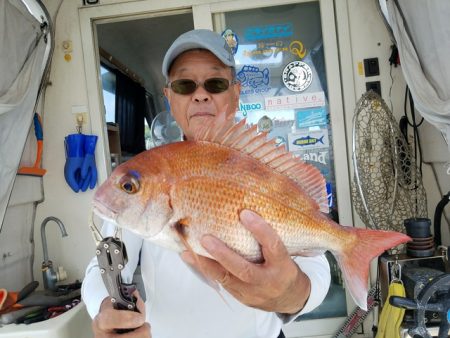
[288,129,329,151]
[289,40,307,59]
[237,65,270,89]
[274,136,286,148]
[282,61,313,92]
[296,149,330,166]
[265,92,326,111]
[268,120,294,151]
[295,107,328,128]
[241,87,271,95]
[257,115,273,133]
[222,28,239,55]
[237,101,264,117]
[244,23,293,41]
[242,47,287,59]
[292,148,332,181]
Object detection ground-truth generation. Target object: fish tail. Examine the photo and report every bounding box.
[335,227,410,310]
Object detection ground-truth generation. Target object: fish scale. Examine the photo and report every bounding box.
[170,148,349,259]
[93,119,411,310]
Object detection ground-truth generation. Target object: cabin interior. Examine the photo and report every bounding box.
[0,0,449,337]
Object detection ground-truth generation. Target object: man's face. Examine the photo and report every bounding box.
[163,50,241,140]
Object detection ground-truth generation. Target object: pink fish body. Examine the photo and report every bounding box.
[93,120,410,310]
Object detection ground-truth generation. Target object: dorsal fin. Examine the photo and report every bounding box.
[195,118,329,213]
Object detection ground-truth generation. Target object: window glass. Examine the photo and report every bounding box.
[101,65,116,123]
[214,2,346,320]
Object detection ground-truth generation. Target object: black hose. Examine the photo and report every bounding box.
[434,191,450,247]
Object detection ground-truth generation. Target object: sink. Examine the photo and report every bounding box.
[0,301,94,338]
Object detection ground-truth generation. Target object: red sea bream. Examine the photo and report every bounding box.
[92,120,410,310]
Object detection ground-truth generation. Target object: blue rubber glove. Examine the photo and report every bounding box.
[80,169,92,192]
[81,135,98,190]
[64,134,85,193]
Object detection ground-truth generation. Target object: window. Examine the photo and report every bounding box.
[101,64,116,123]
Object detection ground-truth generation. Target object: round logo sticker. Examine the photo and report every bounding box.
[282,61,313,92]
[257,115,273,133]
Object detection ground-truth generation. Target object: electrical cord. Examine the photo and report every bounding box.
[403,87,424,174]
[402,86,425,216]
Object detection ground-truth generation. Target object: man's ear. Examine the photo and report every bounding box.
[163,86,170,99]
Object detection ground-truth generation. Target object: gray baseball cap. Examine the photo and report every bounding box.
[162,29,235,81]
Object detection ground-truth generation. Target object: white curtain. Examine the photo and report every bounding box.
[0,0,52,229]
[383,0,450,151]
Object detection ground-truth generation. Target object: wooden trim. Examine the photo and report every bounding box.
[99,47,144,86]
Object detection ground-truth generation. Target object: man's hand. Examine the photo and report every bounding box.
[92,292,151,337]
[181,210,311,314]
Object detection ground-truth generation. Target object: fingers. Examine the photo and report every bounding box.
[239,209,289,264]
[93,323,151,338]
[93,297,150,338]
[134,290,146,314]
[125,323,151,338]
[200,235,261,283]
[181,249,254,302]
[181,250,233,286]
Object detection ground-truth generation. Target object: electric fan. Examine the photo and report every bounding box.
[150,110,182,147]
[351,91,427,232]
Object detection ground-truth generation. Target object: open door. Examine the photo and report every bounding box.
[0,0,53,230]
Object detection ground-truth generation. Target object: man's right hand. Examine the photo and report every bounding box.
[92,292,151,337]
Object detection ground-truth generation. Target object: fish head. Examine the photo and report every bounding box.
[93,153,173,238]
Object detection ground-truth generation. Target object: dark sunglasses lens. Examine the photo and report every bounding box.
[171,79,197,94]
[204,78,230,93]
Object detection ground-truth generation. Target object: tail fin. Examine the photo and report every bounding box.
[335,227,410,310]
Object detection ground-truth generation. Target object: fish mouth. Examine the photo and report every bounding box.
[92,199,118,223]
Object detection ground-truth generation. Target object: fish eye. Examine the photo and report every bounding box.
[119,175,140,194]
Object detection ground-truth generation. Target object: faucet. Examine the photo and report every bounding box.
[41,216,68,291]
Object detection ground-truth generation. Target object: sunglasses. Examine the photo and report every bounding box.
[168,78,236,95]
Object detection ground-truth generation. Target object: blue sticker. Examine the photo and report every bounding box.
[293,135,325,147]
[222,28,239,55]
[326,182,333,208]
[237,65,270,88]
[241,87,271,95]
[296,107,328,128]
[288,129,329,151]
[244,23,293,41]
[238,101,263,117]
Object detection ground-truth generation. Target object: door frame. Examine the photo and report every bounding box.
[79,1,353,335]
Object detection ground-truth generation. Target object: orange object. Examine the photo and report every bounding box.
[0,281,38,314]
[0,290,20,312]
[92,119,411,311]
[18,113,46,177]
[0,289,6,309]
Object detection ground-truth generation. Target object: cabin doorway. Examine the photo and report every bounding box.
[95,10,194,168]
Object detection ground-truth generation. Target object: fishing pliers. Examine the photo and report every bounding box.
[89,219,137,312]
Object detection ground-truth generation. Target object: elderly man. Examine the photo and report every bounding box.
[82,29,331,338]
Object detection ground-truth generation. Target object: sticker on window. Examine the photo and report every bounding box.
[222,29,239,55]
[282,61,313,92]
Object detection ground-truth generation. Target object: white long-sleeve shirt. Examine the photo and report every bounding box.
[82,222,331,338]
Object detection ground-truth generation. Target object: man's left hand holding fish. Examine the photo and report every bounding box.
[181,209,312,315]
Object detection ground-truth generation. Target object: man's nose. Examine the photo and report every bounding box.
[192,86,211,102]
